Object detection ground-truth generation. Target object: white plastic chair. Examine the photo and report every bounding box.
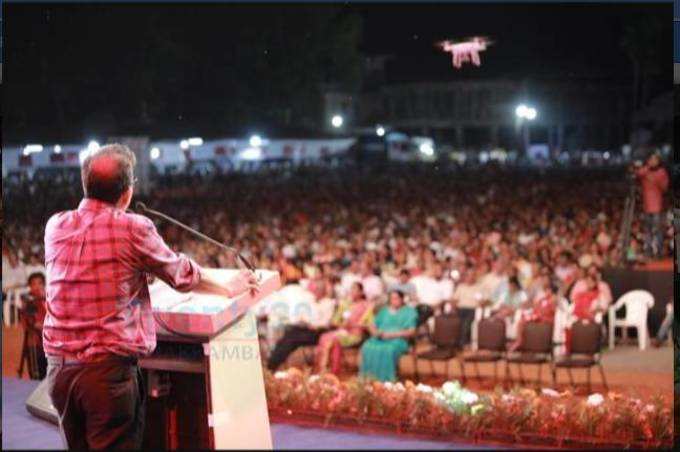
[608,290,654,350]
[3,287,29,327]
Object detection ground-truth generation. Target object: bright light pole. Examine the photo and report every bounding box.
[331,114,344,129]
[515,104,537,154]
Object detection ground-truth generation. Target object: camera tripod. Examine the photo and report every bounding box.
[617,183,637,266]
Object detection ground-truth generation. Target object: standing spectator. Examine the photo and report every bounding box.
[634,152,669,258]
[19,272,48,379]
[651,301,673,348]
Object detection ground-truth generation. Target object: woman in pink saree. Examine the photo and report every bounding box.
[315,282,374,374]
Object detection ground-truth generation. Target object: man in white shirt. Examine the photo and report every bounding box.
[2,248,28,295]
[409,266,444,310]
[259,283,316,350]
[339,260,362,298]
[360,261,384,302]
[450,267,484,348]
[267,279,337,370]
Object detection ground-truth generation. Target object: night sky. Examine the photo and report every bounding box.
[357,2,671,81]
[3,2,672,142]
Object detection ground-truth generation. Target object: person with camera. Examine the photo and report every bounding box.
[19,272,48,379]
[633,152,669,259]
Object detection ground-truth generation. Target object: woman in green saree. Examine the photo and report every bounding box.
[359,290,418,382]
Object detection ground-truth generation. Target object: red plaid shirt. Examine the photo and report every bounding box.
[43,198,202,360]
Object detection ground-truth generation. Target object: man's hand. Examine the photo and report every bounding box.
[227,269,260,298]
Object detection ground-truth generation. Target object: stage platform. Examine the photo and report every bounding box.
[1,377,500,450]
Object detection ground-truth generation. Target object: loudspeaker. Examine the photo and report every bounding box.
[25,378,59,425]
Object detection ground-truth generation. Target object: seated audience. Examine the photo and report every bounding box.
[315,282,374,374]
[359,290,418,382]
[508,275,558,352]
[449,266,483,349]
[267,278,337,370]
[490,276,528,321]
[388,268,418,305]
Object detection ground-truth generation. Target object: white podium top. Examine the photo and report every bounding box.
[149,268,281,337]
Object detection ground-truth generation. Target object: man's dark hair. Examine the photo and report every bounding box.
[81,144,137,204]
[27,272,45,285]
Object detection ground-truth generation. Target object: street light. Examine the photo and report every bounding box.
[22,144,43,156]
[515,104,537,121]
[331,115,344,128]
[180,140,189,150]
[376,126,385,137]
[150,147,161,160]
[515,104,537,155]
[249,134,263,147]
[53,145,62,153]
[88,141,100,152]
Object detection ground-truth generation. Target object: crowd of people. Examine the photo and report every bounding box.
[3,161,674,381]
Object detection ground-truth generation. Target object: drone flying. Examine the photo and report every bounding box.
[437,36,492,69]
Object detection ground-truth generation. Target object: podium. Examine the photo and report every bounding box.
[141,268,280,450]
[25,268,280,449]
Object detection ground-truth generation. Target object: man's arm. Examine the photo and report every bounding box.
[130,215,258,298]
[194,269,259,299]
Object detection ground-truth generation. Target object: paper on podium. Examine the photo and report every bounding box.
[150,268,281,337]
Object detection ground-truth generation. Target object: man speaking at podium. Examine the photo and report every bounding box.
[42,144,258,450]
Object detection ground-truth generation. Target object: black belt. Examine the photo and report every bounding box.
[47,354,138,366]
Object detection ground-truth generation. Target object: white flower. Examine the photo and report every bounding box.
[416,383,433,393]
[442,381,459,396]
[309,375,320,383]
[586,393,604,407]
[644,404,655,413]
[541,388,560,398]
[394,382,405,391]
[383,382,394,390]
[434,392,446,402]
[461,391,479,405]
[274,371,288,379]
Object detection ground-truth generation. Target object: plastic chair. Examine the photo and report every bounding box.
[3,287,29,327]
[608,289,654,350]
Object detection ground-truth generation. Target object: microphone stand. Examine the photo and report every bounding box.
[131,201,259,339]
[134,201,257,274]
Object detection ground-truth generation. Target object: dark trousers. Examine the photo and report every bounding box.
[267,325,321,371]
[644,213,664,258]
[46,355,146,450]
[457,307,476,348]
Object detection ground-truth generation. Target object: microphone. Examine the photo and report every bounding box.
[134,201,257,274]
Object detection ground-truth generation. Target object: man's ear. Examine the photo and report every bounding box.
[118,186,134,209]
